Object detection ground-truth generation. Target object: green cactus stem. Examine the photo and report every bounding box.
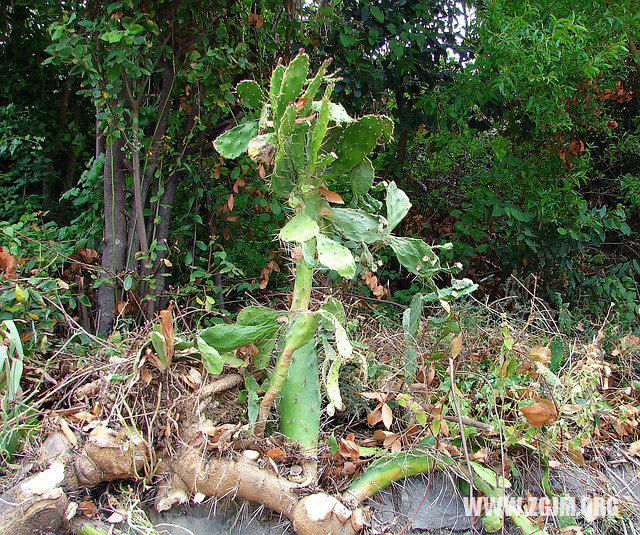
[279,339,321,452]
[344,451,548,535]
[255,257,316,437]
[343,452,444,506]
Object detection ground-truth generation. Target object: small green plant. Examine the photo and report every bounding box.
[0,319,33,460]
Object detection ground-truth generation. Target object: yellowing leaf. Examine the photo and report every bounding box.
[451,332,463,359]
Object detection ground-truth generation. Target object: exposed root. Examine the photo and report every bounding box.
[0,426,145,535]
[0,427,363,535]
[198,373,243,401]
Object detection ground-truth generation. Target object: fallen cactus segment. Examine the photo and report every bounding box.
[345,450,549,535]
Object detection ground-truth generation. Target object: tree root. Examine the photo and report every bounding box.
[0,426,146,535]
[0,427,363,535]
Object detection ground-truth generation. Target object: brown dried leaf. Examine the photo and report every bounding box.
[291,246,303,261]
[295,98,309,112]
[469,448,488,462]
[339,434,360,461]
[0,246,17,280]
[451,332,463,359]
[266,447,286,463]
[357,391,386,402]
[528,345,551,363]
[381,403,393,430]
[367,409,382,427]
[78,248,99,264]
[342,461,356,475]
[233,177,245,193]
[237,342,260,359]
[521,398,557,428]
[160,307,175,368]
[319,188,344,204]
[227,194,235,211]
[79,498,98,518]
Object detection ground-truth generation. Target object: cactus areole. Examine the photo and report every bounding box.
[213,52,445,450]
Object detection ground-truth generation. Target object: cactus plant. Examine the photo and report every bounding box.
[212,52,459,457]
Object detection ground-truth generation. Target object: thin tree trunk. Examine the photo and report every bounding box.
[44,76,73,209]
[394,87,409,169]
[396,129,409,169]
[95,107,104,160]
[145,171,179,317]
[97,137,127,336]
[63,103,82,190]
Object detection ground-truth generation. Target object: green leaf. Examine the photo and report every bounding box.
[405,345,418,382]
[237,306,282,327]
[237,80,263,108]
[328,433,339,455]
[123,274,133,291]
[127,23,144,34]
[317,234,356,279]
[320,297,346,323]
[197,336,223,375]
[402,293,423,341]
[245,371,260,427]
[389,236,439,277]
[237,306,283,369]
[149,330,168,371]
[100,30,124,43]
[350,159,374,195]
[213,122,258,159]
[317,310,352,358]
[340,33,356,47]
[370,5,384,23]
[470,461,511,489]
[198,323,275,353]
[386,181,411,231]
[327,207,385,244]
[280,214,319,243]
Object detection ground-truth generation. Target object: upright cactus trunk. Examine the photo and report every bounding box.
[279,339,321,452]
[255,256,319,439]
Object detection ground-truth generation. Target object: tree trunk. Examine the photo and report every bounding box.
[145,171,179,317]
[95,107,104,160]
[394,86,411,170]
[63,102,82,190]
[97,137,127,336]
[44,76,73,209]
[396,129,409,170]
